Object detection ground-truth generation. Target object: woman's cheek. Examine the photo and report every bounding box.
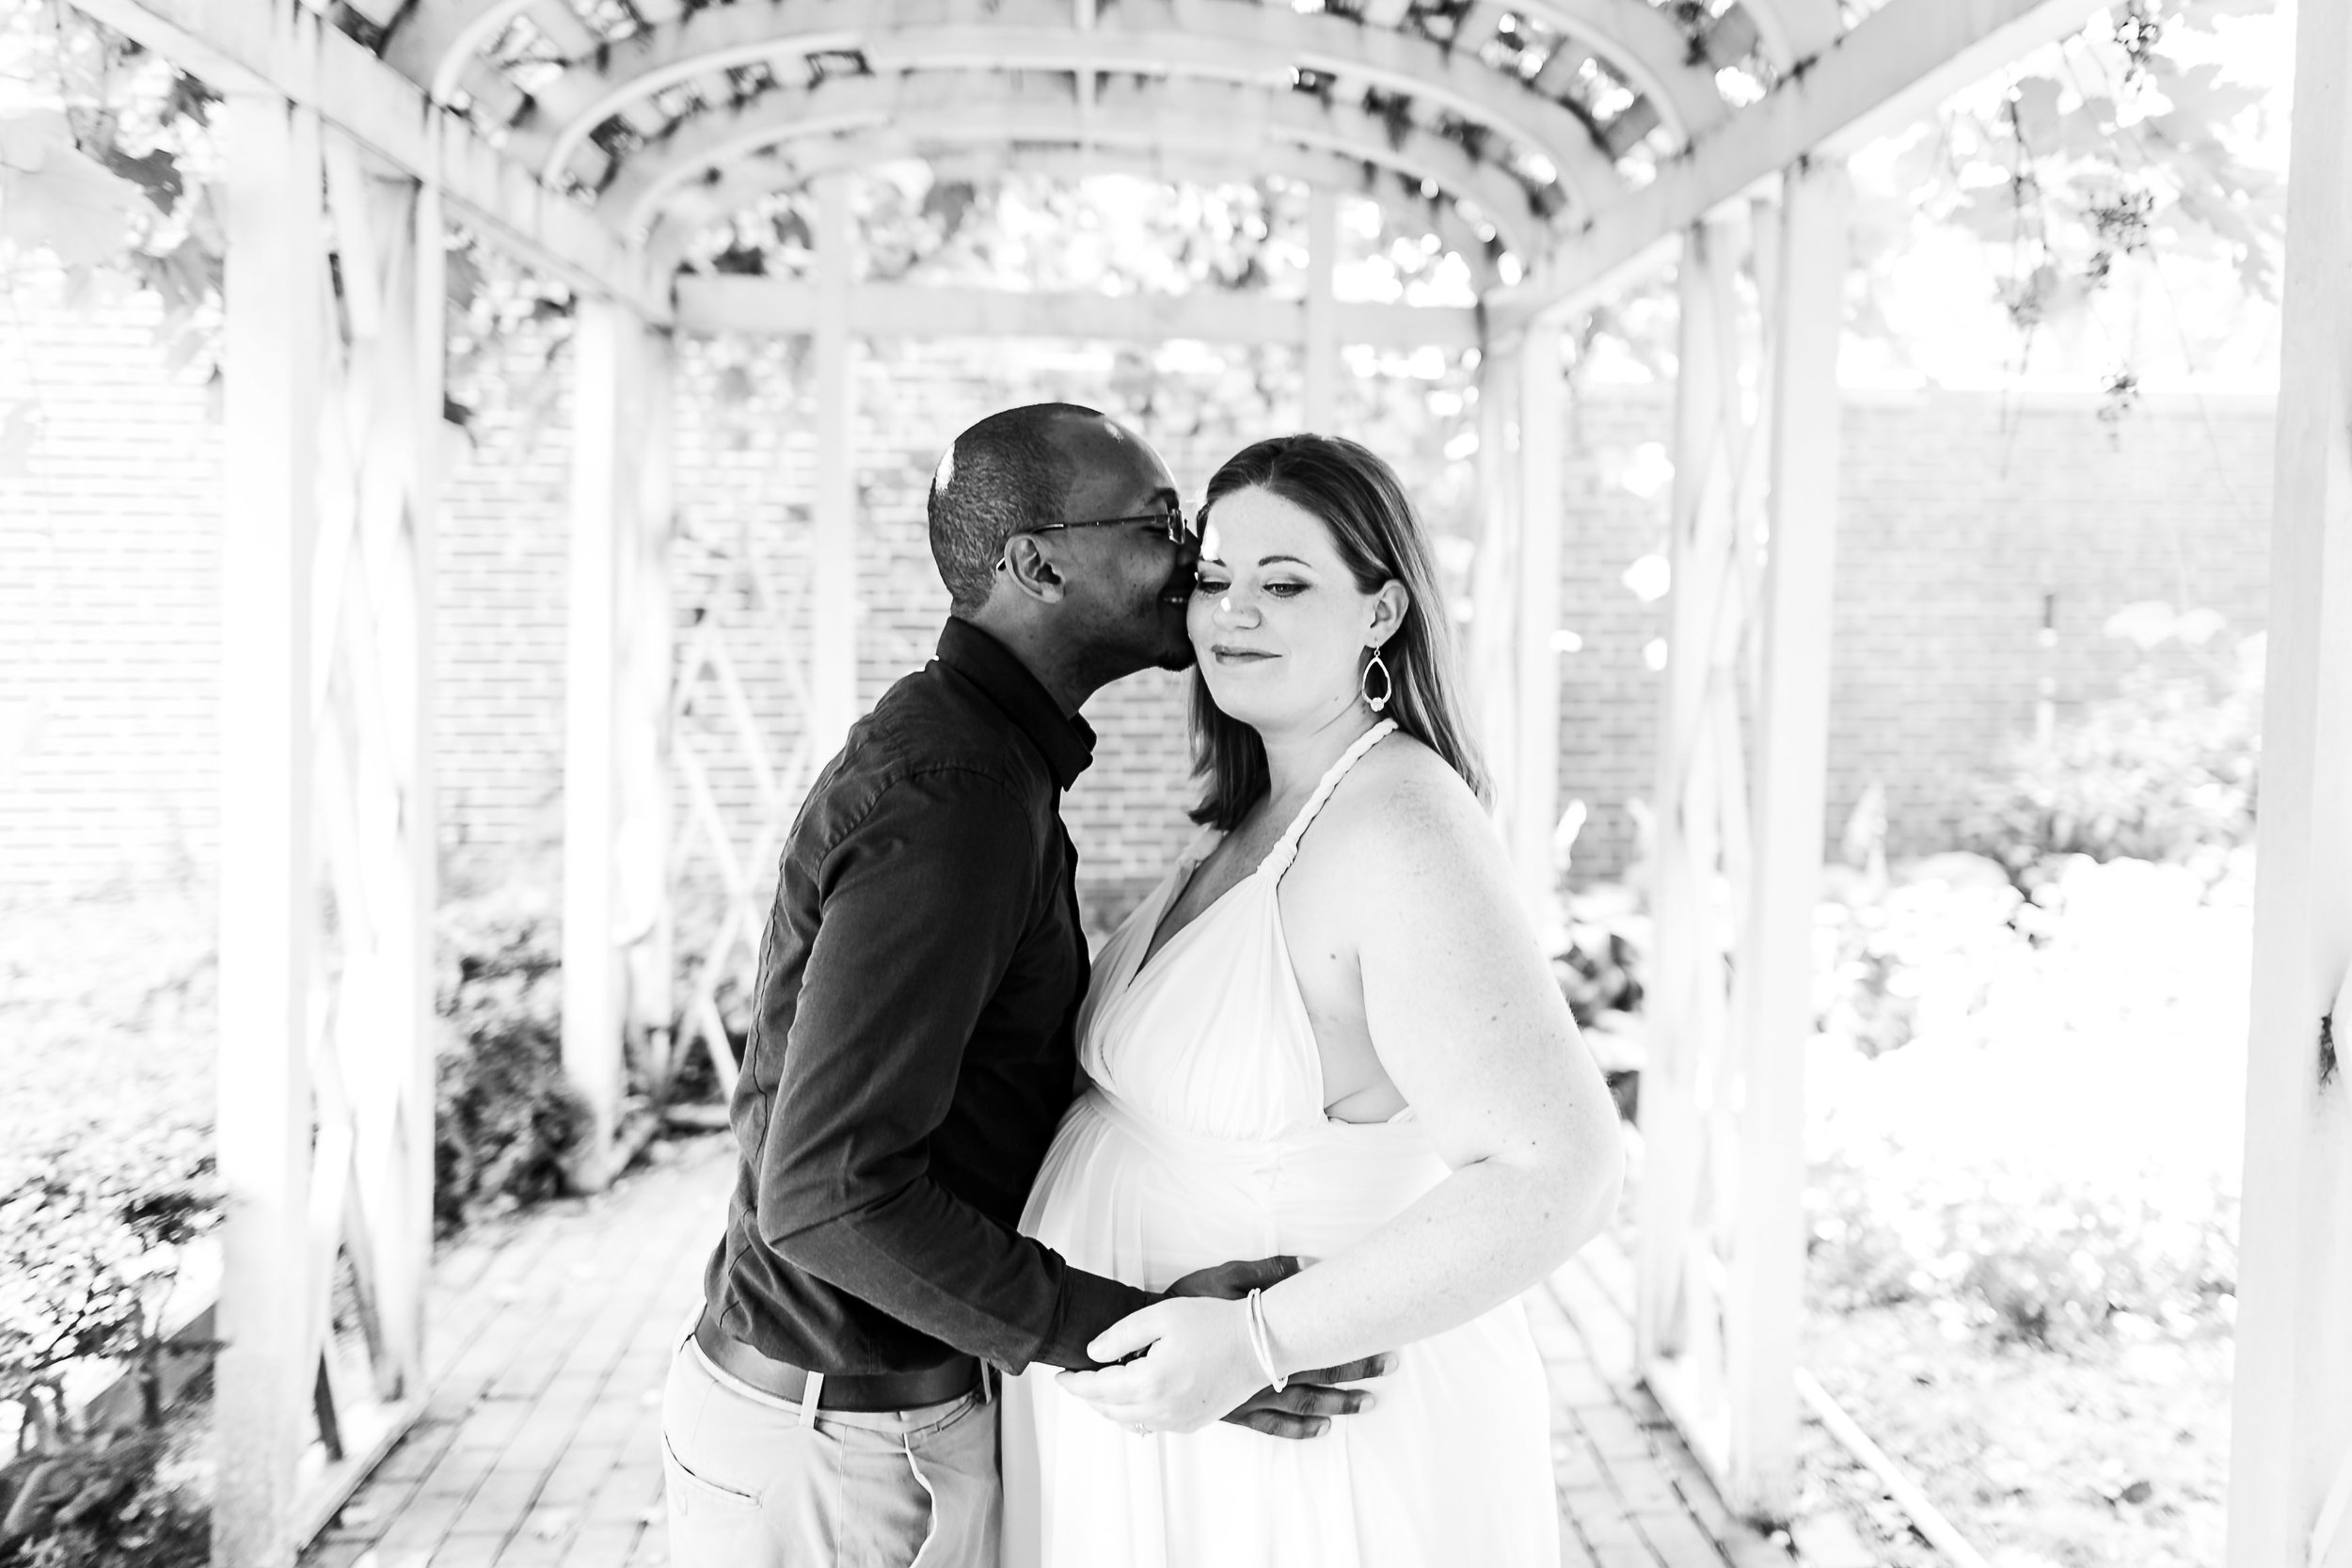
[1186,593,1214,647]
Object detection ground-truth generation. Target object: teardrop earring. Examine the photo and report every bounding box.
[1360,647,1392,713]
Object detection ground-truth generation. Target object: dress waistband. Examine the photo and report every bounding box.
[1079,1084,1435,1176]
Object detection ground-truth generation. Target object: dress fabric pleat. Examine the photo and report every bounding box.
[1003,722,1560,1568]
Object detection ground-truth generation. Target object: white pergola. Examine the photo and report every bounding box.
[58,0,2351,1562]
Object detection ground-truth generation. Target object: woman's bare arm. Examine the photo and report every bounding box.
[1060,749,1623,1428]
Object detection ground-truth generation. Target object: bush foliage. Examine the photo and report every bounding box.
[1963,613,2261,894]
[434,883,592,1232]
[0,1140,215,1568]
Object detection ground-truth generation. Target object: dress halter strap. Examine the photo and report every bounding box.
[1263,720,1397,879]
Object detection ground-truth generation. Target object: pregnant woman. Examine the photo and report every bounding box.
[1002,434,1624,1568]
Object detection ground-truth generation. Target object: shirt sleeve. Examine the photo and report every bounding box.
[753,767,1155,1372]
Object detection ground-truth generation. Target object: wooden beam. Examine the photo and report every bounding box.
[1506,0,1733,131]
[1724,158,1848,1523]
[1486,0,2105,330]
[2225,0,2352,1559]
[1466,335,1522,853]
[616,328,677,1101]
[673,277,1481,350]
[1302,186,1340,431]
[807,175,859,759]
[379,162,441,1402]
[67,0,665,320]
[214,91,324,1568]
[508,0,1617,206]
[599,74,1551,261]
[1510,322,1565,925]
[563,300,636,1180]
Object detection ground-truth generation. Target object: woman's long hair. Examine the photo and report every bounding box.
[1189,434,1490,830]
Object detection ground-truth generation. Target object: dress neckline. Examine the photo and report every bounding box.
[1126,721,1397,988]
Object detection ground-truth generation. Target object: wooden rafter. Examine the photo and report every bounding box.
[1505,0,1737,132]
[601,75,1551,258]
[650,142,1493,279]
[1488,0,2106,331]
[507,0,1623,204]
[68,0,667,322]
[674,277,1480,349]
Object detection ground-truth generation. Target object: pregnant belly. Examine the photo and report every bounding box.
[1021,1087,1450,1292]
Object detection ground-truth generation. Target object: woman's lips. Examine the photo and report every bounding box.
[1211,646,1276,662]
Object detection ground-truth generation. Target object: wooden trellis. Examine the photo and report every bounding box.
[213,99,438,1565]
[667,523,822,1101]
[1634,160,1849,1522]
[75,0,2341,1561]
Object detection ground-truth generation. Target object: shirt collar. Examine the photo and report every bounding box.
[936,619,1097,789]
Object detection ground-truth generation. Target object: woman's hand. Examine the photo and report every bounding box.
[1055,1296,1265,1434]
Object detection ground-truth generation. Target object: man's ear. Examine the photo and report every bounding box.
[999,533,1068,605]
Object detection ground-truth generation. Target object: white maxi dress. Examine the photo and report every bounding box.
[1002,722,1560,1568]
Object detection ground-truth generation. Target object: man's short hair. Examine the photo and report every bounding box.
[928,403,1099,613]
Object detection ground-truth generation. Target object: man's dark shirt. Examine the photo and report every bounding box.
[703,618,1156,1376]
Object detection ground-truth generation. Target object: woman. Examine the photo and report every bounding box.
[1001,434,1624,1568]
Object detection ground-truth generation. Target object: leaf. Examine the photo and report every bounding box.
[0,116,146,267]
[95,144,180,214]
[2009,77,2067,150]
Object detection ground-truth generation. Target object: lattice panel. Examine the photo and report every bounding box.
[668,515,819,1099]
[303,128,437,1488]
[1636,202,1781,1473]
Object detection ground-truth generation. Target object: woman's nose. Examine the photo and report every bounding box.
[1211,590,1260,627]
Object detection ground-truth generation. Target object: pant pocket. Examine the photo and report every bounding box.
[662,1431,763,1512]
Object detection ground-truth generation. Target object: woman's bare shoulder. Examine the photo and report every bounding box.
[1306,732,1500,891]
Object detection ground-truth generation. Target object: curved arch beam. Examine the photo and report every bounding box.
[605,75,1553,256]
[381,0,537,101]
[514,0,1622,207]
[1504,0,1737,130]
[652,140,1503,293]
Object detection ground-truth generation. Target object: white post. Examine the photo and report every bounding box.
[1724,158,1849,1522]
[1637,217,1730,1372]
[809,173,859,757]
[618,328,676,1095]
[564,299,634,1180]
[2226,2,2352,1560]
[1467,335,1523,841]
[215,91,322,1568]
[1511,319,1565,925]
[381,167,441,1395]
[1303,186,1340,432]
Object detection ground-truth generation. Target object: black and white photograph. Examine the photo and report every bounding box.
[0,1,2341,1565]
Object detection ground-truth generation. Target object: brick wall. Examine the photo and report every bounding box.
[1,295,2276,928]
[1550,385,2277,878]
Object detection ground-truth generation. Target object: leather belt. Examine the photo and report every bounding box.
[692,1311,981,1414]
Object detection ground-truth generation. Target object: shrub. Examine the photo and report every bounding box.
[1808,1152,2238,1348]
[1962,610,2261,895]
[433,884,591,1232]
[0,1143,215,1568]
[0,1432,208,1568]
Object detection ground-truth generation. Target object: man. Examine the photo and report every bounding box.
[660,404,1382,1568]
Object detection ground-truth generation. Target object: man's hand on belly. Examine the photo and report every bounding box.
[1160,1255,1394,1441]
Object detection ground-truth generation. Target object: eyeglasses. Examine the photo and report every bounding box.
[1028,491,1197,547]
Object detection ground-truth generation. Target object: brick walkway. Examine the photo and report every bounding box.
[304,1136,1782,1568]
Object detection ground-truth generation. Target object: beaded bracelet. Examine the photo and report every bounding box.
[1245,1287,1287,1393]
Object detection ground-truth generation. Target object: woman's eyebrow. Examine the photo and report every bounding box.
[1257,554,1313,567]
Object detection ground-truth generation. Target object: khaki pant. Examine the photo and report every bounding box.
[660,1326,1001,1568]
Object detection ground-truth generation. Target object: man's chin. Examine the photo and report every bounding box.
[1153,641,1199,673]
